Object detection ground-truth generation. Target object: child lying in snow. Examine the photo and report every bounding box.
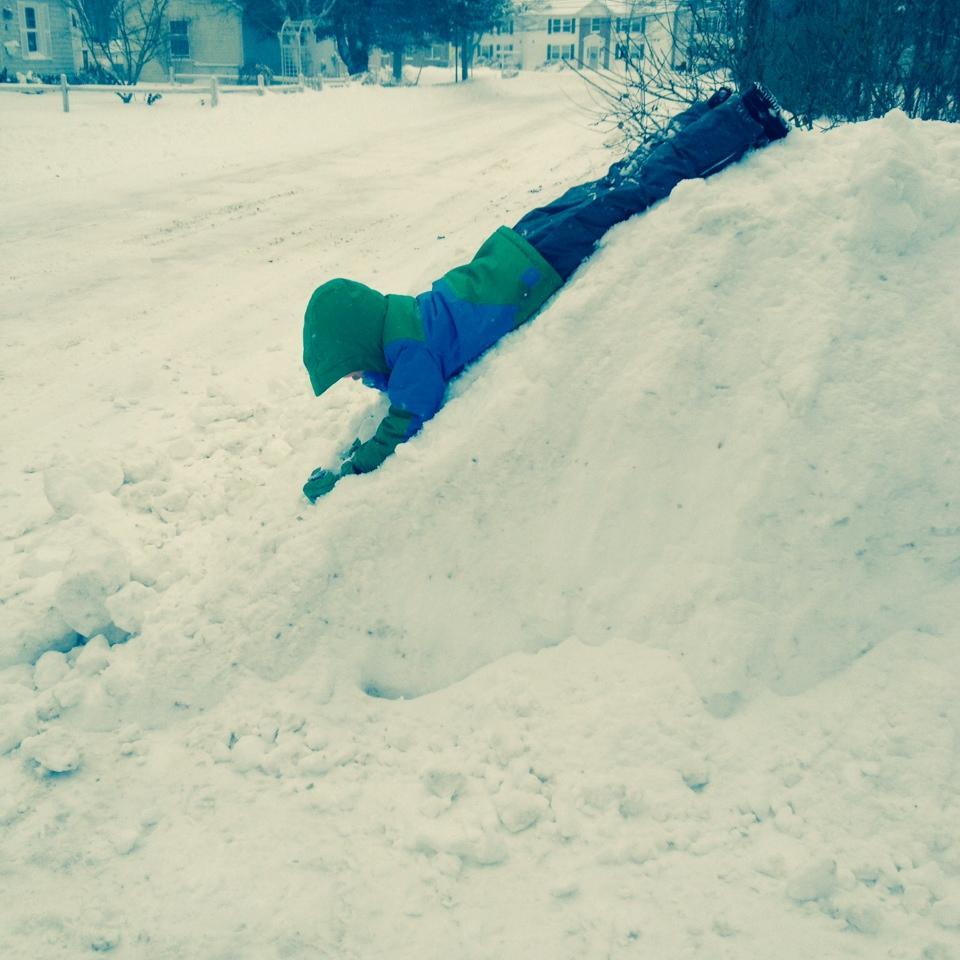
[301,83,789,502]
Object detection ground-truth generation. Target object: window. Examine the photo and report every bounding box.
[169,19,189,59]
[616,39,645,62]
[18,2,49,57]
[590,17,603,33]
[546,43,575,61]
[618,17,647,34]
[24,5,37,50]
[547,17,575,34]
[495,19,513,35]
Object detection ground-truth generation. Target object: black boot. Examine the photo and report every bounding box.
[740,82,790,141]
[707,86,732,109]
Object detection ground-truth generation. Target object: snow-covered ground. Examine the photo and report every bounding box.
[2,71,960,958]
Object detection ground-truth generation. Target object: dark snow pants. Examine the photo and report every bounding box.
[513,96,766,280]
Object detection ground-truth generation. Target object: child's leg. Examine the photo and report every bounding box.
[602,94,723,183]
[512,179,607,239]
[517,97,768,280]
[513,96,723,240]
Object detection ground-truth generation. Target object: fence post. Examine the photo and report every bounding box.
[210,75,219,108]
[298,73,305,93]
[60,73,69,113]
[168,66,175,85]
[257,73,265,96]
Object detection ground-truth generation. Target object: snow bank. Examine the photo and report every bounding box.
[133,108,958,712]
[3,107,959,707]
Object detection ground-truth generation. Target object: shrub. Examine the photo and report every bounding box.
[239,62,273,85]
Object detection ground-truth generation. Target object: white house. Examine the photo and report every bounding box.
[0,0,82,77]
[140,0,244,81]
[1,0,348,84]
[477,0,701,73]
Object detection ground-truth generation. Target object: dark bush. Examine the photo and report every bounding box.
[239,62,274,85]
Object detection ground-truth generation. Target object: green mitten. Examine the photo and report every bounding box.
[303,467,339,503]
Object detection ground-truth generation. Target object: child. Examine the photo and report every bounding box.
[302,83,789,501]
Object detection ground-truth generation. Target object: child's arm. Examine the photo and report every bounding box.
[342,406,421,475]
[303,404,420,501]
[343,341,446,472]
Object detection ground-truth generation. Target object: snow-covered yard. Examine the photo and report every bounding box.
[1,71,959,958]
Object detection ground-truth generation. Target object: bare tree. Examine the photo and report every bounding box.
[68,0,172,84]
[568,1,732,158]
[572,0,959,146]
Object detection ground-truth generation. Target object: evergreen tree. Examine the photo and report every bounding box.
[371,0,444,81]
[438,0,510,80]
[321,0,375,74]
[241,0,335,45]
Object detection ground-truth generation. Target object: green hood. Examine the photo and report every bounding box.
[303,279,390,397]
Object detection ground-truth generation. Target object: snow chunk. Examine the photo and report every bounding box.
[845,901,883,935]
[230,735,268,773]
[416,824,508,867]
[104,581,156,635]
[422,767,466,801]
[54,538,130,637]
[0,580,77,668]
[33,650,71,690]
[785,859,839,903]
[43,458,124,516]
[74,635,111,675]
[0,703,38,755]
[21,730,82,775]
[495,789,549,833]
[89,929,121,953]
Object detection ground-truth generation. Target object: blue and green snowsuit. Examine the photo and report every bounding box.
[302,95,768,492]
[303,226,564,478]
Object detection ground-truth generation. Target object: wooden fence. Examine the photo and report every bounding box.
[0,73,351,112]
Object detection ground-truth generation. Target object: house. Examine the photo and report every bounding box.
[152,9,347,82]
[0,0,82,78]
[140,0,245,82]
[476,1,705,73]
[404,41,454,70]
[1,0,348,85]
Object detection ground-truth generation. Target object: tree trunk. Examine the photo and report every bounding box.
[392,46,404,81]
[739,0,768,85]
[460,32,470,81]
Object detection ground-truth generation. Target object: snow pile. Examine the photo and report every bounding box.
[125,107,957,712]
[1,79,959,958]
